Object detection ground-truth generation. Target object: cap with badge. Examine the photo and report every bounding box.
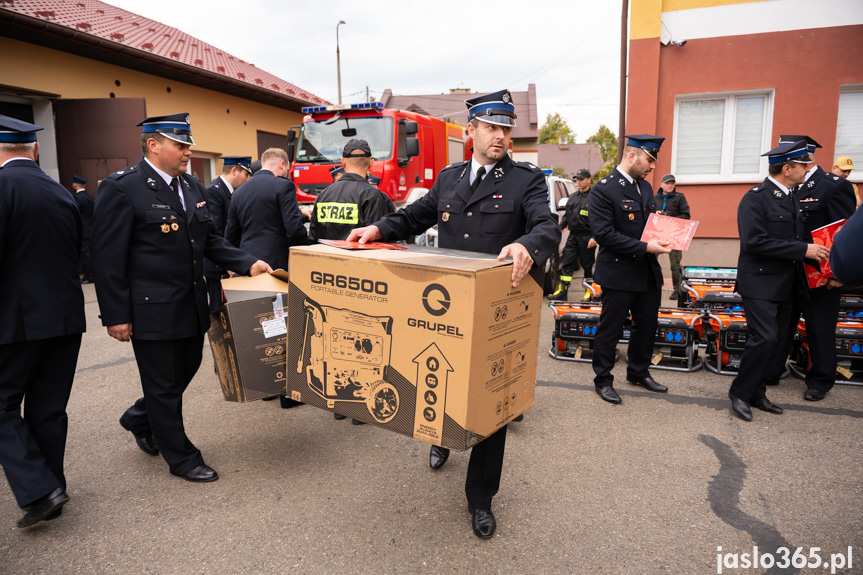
[465,89,517,128]
[778,135,821,154]
[0,114,43,143]
[834,156,855,171]
[329,166,345,179]
[221,155,252,174]
[72,175,87,185]
[575,168,591,180]
[367,173,381,186]
[762,139,813,164]
[343,139,372,157]
[661,174,676,183]
[137,113,195,145]
[625,134,665,161]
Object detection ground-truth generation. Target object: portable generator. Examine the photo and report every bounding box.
[647,308,705,371]
[678,266,742,310]
[789,312,863,386]
[548,301,626,362]
[581,278,602,302]
[297,298,400,422]
[702,310,749,375]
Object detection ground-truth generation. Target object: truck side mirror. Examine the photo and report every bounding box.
[287,128,297,143]
[406,136,419,158]
[404,121,418,136]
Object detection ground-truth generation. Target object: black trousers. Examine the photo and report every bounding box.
[80,235,93,281]
[123,336,206,476]
[592,284,661,387]
[730,296,795,402]
[465,425,507,511]
[560,235,595,280]
[206,276,224,314]
[0,334,81,507]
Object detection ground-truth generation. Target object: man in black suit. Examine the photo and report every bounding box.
[225,147,308,272]
[770,136,856,402]
[831,205,863,284]
[204,156,251,312]
[71,175,95,284]
[728,140,829,421]
[92,113,272,483]
[348,90,560,539]
[588,135,672,405]
[0,115,85,527]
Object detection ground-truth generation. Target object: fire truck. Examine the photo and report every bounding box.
[288,102,467,207]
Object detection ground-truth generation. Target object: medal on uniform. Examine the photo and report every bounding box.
[161,224,170,233]
[171,223,179,231]
[442,212,450,222]
[628,213,635,220]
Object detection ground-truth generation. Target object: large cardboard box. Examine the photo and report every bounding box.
[287,245,542,450]
[207,270,290,402]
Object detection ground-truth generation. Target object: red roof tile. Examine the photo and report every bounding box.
[1,0,326,106]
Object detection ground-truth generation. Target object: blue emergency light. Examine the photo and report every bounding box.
[302,102,384,114]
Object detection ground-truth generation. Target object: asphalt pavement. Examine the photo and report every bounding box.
[1,283,861,575]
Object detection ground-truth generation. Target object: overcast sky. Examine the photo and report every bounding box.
[107,0,623,142]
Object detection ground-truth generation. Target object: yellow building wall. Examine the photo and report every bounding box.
[0,37,303,166]
[630,0,772,39]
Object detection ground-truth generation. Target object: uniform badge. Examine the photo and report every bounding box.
[807,180,815,189]
[619,179,626,186]
[147,178,157,189]
[171,223,179,232]
[628,213,635,221]
[600,179,607,184]
[773,190,783,199]
[161,224,170,233]
[459,166,467,179]
[502,92,511,104]
[493,194,503,199]
[117,170,125,175]
[183,180,190,188]
[442,212,450,222]
[196,201,206,208]
[494,166,504,179]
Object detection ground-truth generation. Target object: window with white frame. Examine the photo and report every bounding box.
[672,91,773,182]
[835,85,863,180]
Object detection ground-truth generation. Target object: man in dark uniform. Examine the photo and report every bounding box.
[309,139,394,243]
[549,168,596,301]
[71,175,95,284]
[728,140,829,421]
[225,147,308,272]
[654,174,690,300]
[831,205,863,284]
[0,115,85,527]
[589,135,672,405]
[768,136,856,401]
[348,90,560,539]
[203,156,251,312]
[92,113,271,482]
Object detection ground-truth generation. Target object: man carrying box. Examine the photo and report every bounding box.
[348,89,560,539]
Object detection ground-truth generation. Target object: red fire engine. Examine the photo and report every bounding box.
[288,102,467,207]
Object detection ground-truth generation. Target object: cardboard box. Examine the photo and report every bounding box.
[287,245,542,450]
[207,270,290,402]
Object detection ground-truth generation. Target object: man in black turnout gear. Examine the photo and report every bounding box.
[549,168,596,301]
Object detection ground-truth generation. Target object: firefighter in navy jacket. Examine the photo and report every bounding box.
[728,140,829,421]
[348,90,560,540]
[588,134,671,405]
[92,114,271,483]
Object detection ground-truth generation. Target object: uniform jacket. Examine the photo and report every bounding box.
[563,188,592,236]
[309,172,395,242]
[830,204,863,285]
[91,158,257,341]
[0,159,86,344]
[735,178,807,300]
[74,189,95,238]
[653,189,690,219]
[203,176,233,278]
[589,167,663,291]
[375,155,560,270]
[797,166,856,240]
[225,169,308,271]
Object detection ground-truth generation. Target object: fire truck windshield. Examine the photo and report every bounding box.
[296,116,394,163]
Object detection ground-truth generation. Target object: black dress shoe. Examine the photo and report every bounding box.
[429,445,450,470]
[728,392,753,421]
[595,385,622,404]
[179,464,219,483]
[17,488,69,528]
[120,418,159,455]
[512,413,524,423]
[750,397,783,414]
[468,505,497,539]
[279,395,302,409]
[804,388,827,401]
[627,375,668,393]
[351,419,366,425]
[334,413,346,420]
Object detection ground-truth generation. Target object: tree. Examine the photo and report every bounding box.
[538,112,577,145]
[587,124,618,164]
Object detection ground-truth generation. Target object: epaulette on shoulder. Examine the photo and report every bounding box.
[105,166,137,180]
[512,161,541,172]
[441,161,468,172]
[750,183,767,193]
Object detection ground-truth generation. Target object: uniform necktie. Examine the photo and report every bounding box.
[471,166,486,194]
[171,177,185,212]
